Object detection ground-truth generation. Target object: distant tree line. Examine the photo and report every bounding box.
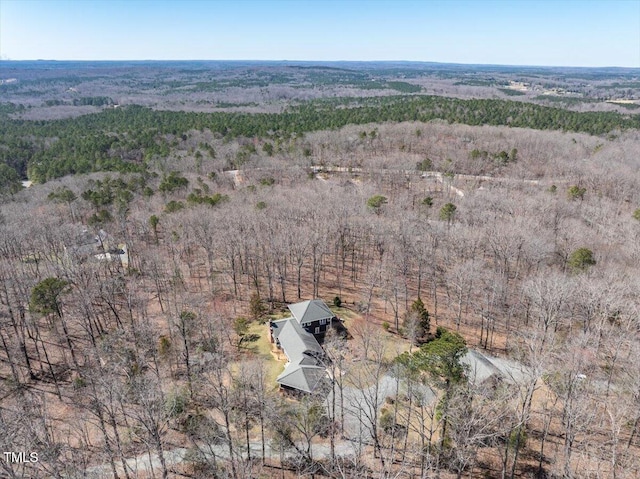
[1,94,638,188]
[44,96,114,107]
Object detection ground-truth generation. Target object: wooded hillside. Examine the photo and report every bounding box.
[1,62,640,479]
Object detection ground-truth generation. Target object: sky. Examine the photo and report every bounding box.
[1,0,639,67]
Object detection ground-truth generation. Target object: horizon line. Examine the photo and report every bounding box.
[1,59,638,70]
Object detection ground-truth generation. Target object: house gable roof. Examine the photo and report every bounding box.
[276,364,327,393]
[272,309,329,393]
[288,299,334,325]
[277,319,324,361]
[272,299,336,394]
[270,317,291,343]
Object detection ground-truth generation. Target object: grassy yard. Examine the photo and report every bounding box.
[239,321,286,389]
[236,307,415,394]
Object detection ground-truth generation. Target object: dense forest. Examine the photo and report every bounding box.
[1,62,640,479]
[1,94,639,186]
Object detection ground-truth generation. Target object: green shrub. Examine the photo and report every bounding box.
[568,247,596,272]
[439,203,457,222]
[187,191,228,206]
[567,185,586,201]
[88,209,113,226]
[159,172,189,193]
[158,335,172,357]
[367,195,388,210]
[249,293,266,320]
[73,377,87,389]
[165,389,188,417]
[165,200,184,213]
[259,177,275,186]
[416,158,432,171]
[509,425,528,449]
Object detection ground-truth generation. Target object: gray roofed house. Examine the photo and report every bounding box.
[269,299,336,394]
[269,318,289,342]
[276,319,324,363]
[285,299,337,339]
[288,299,334,326]
[277,364,328,394]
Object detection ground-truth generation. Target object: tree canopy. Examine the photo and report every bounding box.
[3,94,639,183]
[568,247,596,272]
[413,327,468,387]
[29,277,70,318]
[439,203,457,222]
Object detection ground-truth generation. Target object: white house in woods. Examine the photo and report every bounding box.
[269,299,337,394]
